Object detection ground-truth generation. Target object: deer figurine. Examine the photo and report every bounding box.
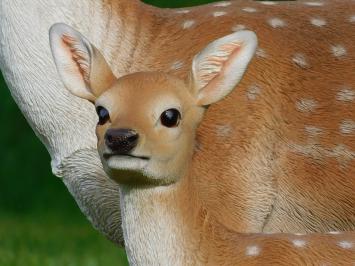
[2,0,354,248]
[49,18,355,264]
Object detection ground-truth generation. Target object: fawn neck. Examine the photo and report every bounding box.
[119,172,208,265]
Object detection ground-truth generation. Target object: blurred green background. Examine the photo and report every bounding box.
[0,1,220,265]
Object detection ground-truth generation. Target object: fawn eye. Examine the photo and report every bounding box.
[96,106,110,125]
[160,108,181,128]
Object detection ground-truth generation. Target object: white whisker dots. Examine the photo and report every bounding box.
[176,9,190,14]
[331,45,347,58]
[182,20,195,29]
[242,7,257,13]
[213,11,227,17]
[337,241,353,249]
[268,18,286,28]
[310,18,327,27]
[232,24,247,32]
[259,1,277,5]
[246,245,261,256]
[292,239,307,248]
[214,1,231,7]
[170,60,184,70]
[304,2,324,6]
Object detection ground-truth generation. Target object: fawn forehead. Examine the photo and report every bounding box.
[98,72,191,113]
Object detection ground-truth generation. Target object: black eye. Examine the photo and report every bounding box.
[96,106,110,125]
[160,108,181,128]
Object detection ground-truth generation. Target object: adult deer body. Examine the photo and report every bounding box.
[1,0,355,249]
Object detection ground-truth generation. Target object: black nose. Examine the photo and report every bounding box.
[105,128,139,154]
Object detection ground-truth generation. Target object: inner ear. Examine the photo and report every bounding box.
[50,23,116,102]
[192,31,258,106]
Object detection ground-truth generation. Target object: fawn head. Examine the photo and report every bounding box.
[49,23,257,186]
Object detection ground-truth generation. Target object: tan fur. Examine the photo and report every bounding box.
[51,0,355,264]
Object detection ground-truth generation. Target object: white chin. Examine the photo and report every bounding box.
[106,155,149,171]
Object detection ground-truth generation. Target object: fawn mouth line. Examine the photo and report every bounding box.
[103,153,150,160]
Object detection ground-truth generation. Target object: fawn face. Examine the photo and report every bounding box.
[50,23,257,186]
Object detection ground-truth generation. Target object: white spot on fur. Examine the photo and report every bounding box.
[336,87,355,102]
[214,1,231,7]
[216,124,233,137]
[176,9,190,14]
[328,231,342,235]
[242,7,257,13]
[292,239,307,248]
[296,99,318,113]
[305,126,323,136]
[232,24,247,31]
[310,18,327,27]
[338,241,353,249]
[170,60,184,70]
[246,245,261,256]
[349,15,355,23]
[331,45,347,58]
[247,85,261,100]
[339,120,355,135]
[305,2,324,6]
[256,48,267,58]
[294,233,306,236]
[268,18,286,28]
[213,11,227,17]
[292,53,309,69]
[182,20,195,29]
[259,1,277,5]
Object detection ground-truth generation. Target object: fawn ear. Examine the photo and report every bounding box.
[191,31,257,106]
[49,23,116,102]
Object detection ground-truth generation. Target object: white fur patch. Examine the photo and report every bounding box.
[292,53,309,69]
[242,7,257,13]
[182,20,195,29]
[292,239,307,248]
[304,2,324,6]
[305,126,323,137]
[331,45,347,57]
[216,124,233,137]
[214,1,231,7]
[259,1,277,5]
[339,120,355,135]
[268,18,286,28]
[350,15,355,23]
[247,84,261,100]
[213,11,227,17]
[328,231,342,235]
[256,48,267,58]
[232,24,247,32]
[296,99,317,113]
[336,87,355,102]
[176,9,190,14]
[170,60,184,70]
[310,18,326,27]
[246,245,261,256]
[337,241,353,249]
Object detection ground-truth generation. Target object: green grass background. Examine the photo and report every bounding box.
[0,1,284,265]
